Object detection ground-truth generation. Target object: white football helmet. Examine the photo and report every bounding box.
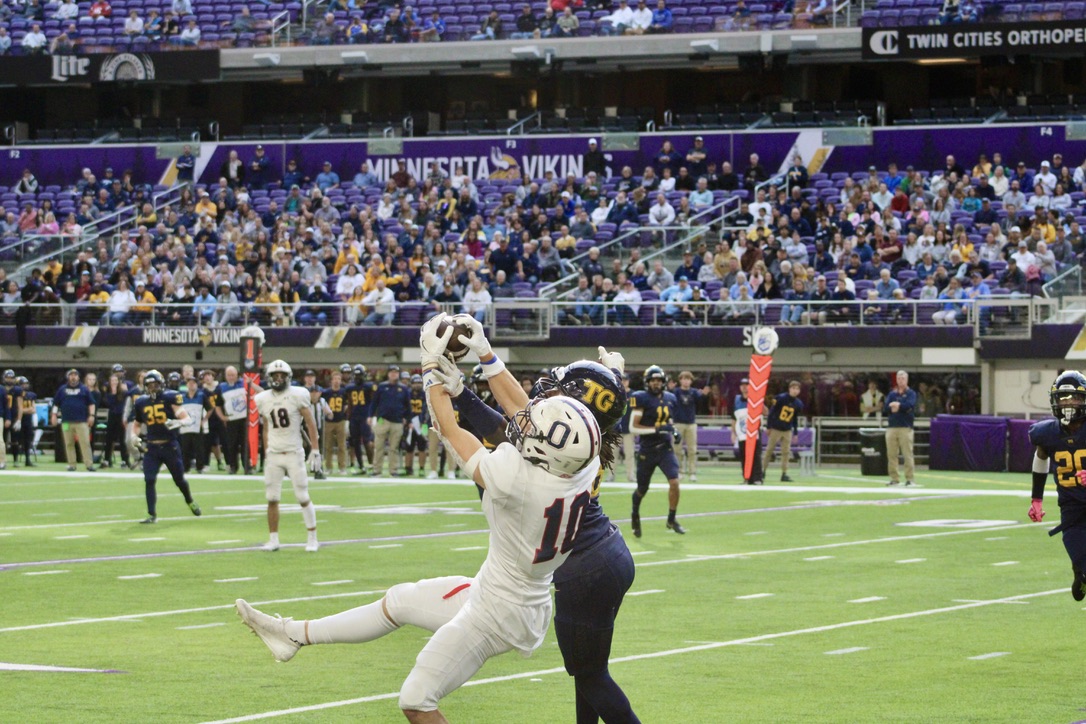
[267,359,293,391]
[506,396,601,478]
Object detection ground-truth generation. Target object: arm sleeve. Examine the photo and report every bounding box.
[453,388,509,445]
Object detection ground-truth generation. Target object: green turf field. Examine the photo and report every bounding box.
[1,461,1080,723]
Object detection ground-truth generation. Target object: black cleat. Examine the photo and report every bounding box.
[1073,568,1085,602]
[780,474,794,482]
[140,515,157,524]
[666,520,687,534]
[189,501,202,517]
[631,512,641,538]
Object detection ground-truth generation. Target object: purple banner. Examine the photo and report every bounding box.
[1007,418,1039,473]
[0,324,1075,360]
[0,123,1079,191]
[929,414,1009,471]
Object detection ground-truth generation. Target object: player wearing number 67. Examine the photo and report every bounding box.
[253,360,321,553]
[235,315,602,724]
[1027,370,1086,602]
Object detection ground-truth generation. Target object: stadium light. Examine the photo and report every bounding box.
[341,51,369,65]
[511,45,542,60]
[689,39,719,53]
[253,53,281,67]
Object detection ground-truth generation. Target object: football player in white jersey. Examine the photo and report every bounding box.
[253,360,323,553]
[236,316,602,723]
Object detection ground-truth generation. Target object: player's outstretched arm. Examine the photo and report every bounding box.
[450,313,528,413]
[1030,445,1049,522]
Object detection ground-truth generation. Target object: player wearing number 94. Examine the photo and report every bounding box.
[235,322,603,724]
[127,370,201,524]
[1028,370,1086,601]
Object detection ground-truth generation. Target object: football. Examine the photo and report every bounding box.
[436,317,470,361]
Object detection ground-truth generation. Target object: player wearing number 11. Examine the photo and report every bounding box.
[235,328,602,723]
[1027,370,1086,602]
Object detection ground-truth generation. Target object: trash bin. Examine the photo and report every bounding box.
[859,427,888,476]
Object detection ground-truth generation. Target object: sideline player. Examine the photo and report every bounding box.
[128,370,201,524]
[426,325,640,724]
[403,373,429,476]
[322,369,349,475]
[346,364,376,474]
[254,360,322,552]
[763,379,803,483]
[629,365,685,536]
[1028,370,1086,601]
[236,325,602,724]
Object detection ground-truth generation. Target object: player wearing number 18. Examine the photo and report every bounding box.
[254,360,322,552]
[127,370,201,524]
[1027,370,1086,601]
[235,337,602,723]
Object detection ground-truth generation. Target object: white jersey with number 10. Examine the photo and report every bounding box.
[255,387,310,454]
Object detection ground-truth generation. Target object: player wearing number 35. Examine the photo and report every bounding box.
[1027,370,1086,603]
[235,318,602,724]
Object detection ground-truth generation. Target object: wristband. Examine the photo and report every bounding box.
[480,355,506,379]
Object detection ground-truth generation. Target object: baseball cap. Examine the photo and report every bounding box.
[588,138,598,145]
[304,369,316,377]
[67,368,79,376]
[323,160,332,166]
[1010,225,1021,233]
[740,377,750,384]
[1041,160,1050,167]
[411,374,423,383]
[1018,240,1028,247]
[695,135,704,141]
[112,364,125,372]
[388,364,400,371]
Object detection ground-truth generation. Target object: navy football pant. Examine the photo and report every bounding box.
[143,440,193,516]
[554,528,639,724]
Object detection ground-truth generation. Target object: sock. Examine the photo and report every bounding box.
[268,532,279,546]
[631,491,642,514]
[574,670,639,724]
[668,509,677,524]
[145,480,157,517]
[300,501,317,530]
[176,479,193,504]
[305,600,398,645]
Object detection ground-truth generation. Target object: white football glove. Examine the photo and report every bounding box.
[425,356,465,398]
[450,313,492,358]
[307,449,322,473]
[164,419,186,430]
[12,420,20,433]
[598,346,625,374]
[419,312,454,370]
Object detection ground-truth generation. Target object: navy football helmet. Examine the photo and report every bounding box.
[534,360,627,432]
[644,365,666,393]
[352,364,367,379]
[1050,371,1086,427]
[143,370,164,398]
[167,372,182,389]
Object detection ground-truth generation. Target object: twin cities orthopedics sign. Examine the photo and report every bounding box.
[862,20,1086,60]
[0,50,219,85]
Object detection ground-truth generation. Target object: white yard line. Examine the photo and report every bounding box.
[214,577,258,583]
[368,544,403,549]
[825,647,870,655]
[199,587,1066,724]
[176,623,228,631]
[991,561,1019,567]
[804,556,835,561]
[117,573,162,580]
[896,558,927,564]
[968,652,1011,660]
[626,590,665,597]
[735,593,774,600]
[23,570,69,576]
[311,580,354,586]
[848,596,886,604]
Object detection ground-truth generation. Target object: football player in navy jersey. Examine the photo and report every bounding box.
[1028,370,1086,601]
[629,365,685,536]
[128,370,202,524]
[421,317,639,724]
[15,376,36,466]
[346,364,377,474]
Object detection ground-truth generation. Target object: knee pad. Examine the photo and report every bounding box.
[398,671,439,713]
[635,479,650,495]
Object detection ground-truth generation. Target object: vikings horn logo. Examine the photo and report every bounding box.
[488,147,521,181]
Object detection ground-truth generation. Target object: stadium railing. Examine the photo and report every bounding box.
[11,183,190,281]
[7,295,1057,335]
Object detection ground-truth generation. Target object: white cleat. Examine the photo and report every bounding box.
[261,541,280,552]
[690,474,697,482]
[305,538,319,553]
[446,471,456,479]
[235,599,302,662]
[426,470,438,479]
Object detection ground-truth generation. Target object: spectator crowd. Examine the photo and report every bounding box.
[2,140,1084,330]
